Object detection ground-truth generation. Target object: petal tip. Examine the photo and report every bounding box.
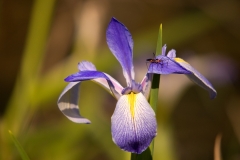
[210,90,217,99]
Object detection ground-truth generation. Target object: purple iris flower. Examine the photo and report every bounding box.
[147,45,217,99]
[57,17,214,154]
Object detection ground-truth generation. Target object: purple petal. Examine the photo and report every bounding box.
[58,82,91,124]
[78,61,97,71]
[167,49,176,59]
[111,92,157,154]
[65,71,122,99]
[65,71,110,82]
[162,44,167,56]
[175,58,217,99]
[106,18,134,86]
[140,73,153,99]
[147,55,191,74]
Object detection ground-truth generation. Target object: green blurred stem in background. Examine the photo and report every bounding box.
[1,0,56,159]
[9,130,30,160]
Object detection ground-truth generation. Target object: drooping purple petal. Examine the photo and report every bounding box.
[111,92,157,154]
[65,71,110,82]
[147,55,191,74]
[58,82,91,124]
[106,18,134,86]
[65,70,122,99]
[175,58,217,99]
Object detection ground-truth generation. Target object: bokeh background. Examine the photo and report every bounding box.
[1,0,240,159]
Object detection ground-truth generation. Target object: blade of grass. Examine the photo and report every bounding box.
[149,24,162,156]
[8,130,30,160]
[131,148,152,160]
[1,1,56,159]
[130,24,162,160]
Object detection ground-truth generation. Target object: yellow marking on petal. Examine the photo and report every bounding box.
[128,92,136,118]
[174,58,189,64]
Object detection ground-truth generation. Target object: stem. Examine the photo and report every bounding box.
[130,24,162,160]
[149,24,162,156]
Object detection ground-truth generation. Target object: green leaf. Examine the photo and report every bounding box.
[8,130,30,160]
[156,24,162,55]
[131,148,152,160]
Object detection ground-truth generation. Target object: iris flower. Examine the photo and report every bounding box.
[146,45,217,99]
[57,18,216,154]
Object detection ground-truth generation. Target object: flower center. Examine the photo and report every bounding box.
[121,80,142,95]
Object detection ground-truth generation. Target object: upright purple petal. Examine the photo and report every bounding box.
[140,73,153,99]
[162,44,167,56]
[147,55,191,74]
[78,61,97,71]
[167,49,176,59]
[106,18,134,86]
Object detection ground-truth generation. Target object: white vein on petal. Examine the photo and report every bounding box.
[57,82,91,123]
[111,93,157,153]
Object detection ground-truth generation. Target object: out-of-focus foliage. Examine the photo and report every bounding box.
[0,0,240,160]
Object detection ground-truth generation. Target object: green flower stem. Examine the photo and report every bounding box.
[130,24,162,160]
[1,0,56,159]
[149,24,162,156]
[4,0,56,132]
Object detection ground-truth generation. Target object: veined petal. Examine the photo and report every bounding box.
[57,82,91,123]
[111,92,157,154]
[106,17,134,86]
[175,58,217,99]
[65,70,122,99]
[147,55,191,74]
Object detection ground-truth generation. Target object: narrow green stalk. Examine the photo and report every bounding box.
[149,24,162,156]
[130,24,162,160]
[1,1,56,159]
[9,130,30,160]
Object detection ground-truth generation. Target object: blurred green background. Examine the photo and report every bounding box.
[0,0,240,159]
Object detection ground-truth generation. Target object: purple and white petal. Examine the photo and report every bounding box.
[65,70,122,99]
[161,44,167,56]
[167,49,176,59]
[65,70,112,82]
[175,58,217,99]
[94,73,123,99]
[106,18,134,86]
[78,61,97,71]
[111,92,157,154]
[140,73,153,99]
[58,82,91,124]
[147,55,191,74]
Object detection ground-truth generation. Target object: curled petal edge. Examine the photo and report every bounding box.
[57,82,91,124]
